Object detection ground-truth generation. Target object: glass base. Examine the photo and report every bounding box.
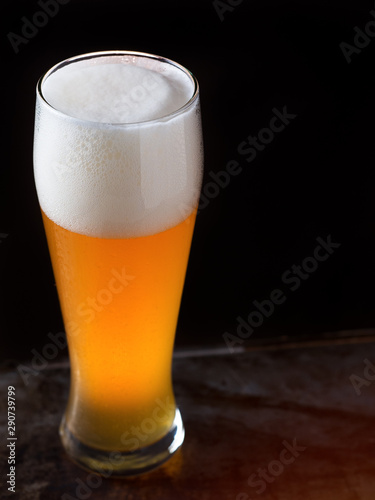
[59,408,185,477]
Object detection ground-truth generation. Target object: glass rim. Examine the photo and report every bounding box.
[36,50,200,127]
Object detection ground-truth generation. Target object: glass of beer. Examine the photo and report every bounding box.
[33,51,203,476]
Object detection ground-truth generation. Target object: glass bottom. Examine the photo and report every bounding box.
[59,408,185,477]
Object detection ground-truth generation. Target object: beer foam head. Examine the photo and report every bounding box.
[34,51,203,238]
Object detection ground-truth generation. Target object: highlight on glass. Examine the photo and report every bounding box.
[33,51,203,475]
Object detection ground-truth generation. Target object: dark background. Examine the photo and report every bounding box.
[1,0,375,364]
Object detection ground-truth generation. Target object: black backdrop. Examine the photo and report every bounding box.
[1,0,375,363]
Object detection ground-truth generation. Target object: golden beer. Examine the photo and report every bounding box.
[33,51,203,474]
[42,209,196,451]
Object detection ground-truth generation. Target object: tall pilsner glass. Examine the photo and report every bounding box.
[33,51,203,475]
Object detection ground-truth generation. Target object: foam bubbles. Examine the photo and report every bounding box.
[33,52,203,238]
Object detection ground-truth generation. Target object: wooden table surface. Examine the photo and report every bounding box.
[1,331,375,499]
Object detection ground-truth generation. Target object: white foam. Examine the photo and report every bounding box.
[33,52,203,238]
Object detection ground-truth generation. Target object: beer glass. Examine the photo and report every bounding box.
[33,51,203,475]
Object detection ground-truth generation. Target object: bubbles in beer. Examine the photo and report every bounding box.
[33,53,203,238]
